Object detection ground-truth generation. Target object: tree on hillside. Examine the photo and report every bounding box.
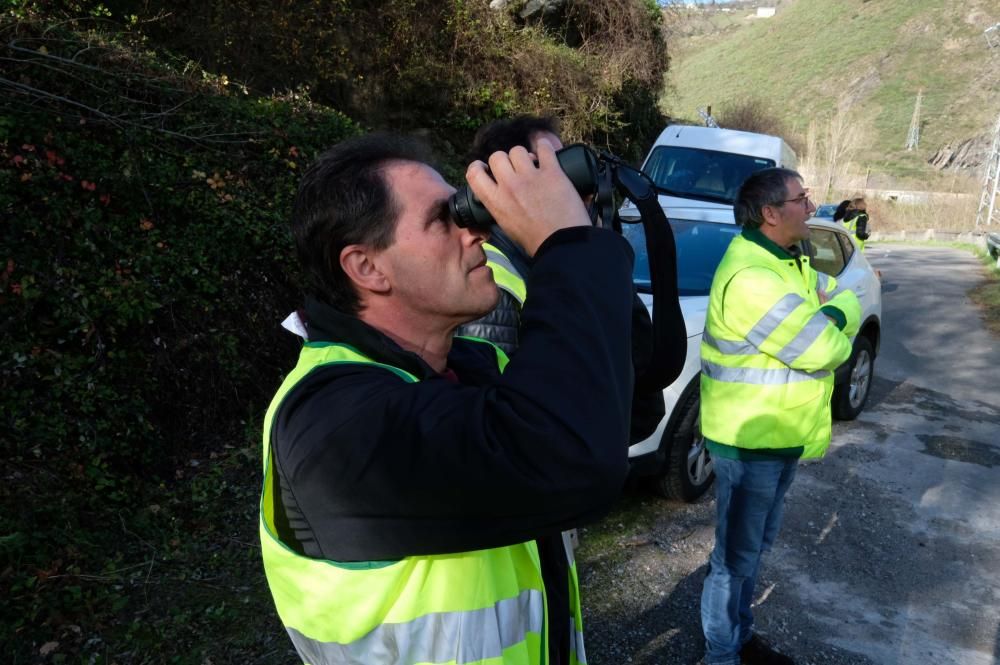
[799,102,869,198]
[715,97,795,145]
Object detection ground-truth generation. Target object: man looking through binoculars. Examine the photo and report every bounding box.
[455,115,687,664]
[259,132,638,665]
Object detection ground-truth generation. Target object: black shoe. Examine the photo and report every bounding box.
[739,634,795,665]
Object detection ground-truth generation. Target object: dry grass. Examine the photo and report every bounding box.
[969,251,1000,338]
[969,282,1000,338]
[862,196,981,233]
[821,170,984,234]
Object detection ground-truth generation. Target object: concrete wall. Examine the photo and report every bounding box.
[868,190,974,205]
[869,230,989,249]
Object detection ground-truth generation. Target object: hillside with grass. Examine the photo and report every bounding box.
[663,0,1000,187]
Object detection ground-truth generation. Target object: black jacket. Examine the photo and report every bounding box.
[270,227,635,561]
[844,209,870,240]
[456,225,679,443]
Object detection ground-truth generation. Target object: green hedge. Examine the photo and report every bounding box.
[1,17,355,661]
[1,1,672,658]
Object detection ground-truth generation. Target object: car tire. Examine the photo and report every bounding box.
[832,336,875,421]
[656,387,714,502]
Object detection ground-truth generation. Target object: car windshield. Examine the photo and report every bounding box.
[623,219,741,296]
[642,146,775,204]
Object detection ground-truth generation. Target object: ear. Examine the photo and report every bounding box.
[760,203,781,229]
[340,244,391,295]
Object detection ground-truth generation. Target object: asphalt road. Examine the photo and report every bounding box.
[579,244,1000,665]
[872,244,1000,409]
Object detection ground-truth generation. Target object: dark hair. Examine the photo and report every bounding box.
[833,199,852,222]
[291,133,433,314]
[467,115,560,163]
[734,167,803,229]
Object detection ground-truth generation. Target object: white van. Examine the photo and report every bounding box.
[623,124,798,214]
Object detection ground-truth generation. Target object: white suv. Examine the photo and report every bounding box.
[621,206,882,501]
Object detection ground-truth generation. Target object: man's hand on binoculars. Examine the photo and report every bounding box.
[466,138,590,257]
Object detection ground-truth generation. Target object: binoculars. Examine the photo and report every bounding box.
[448,144,601,231]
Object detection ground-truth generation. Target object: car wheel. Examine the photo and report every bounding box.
[832,336,875,421]
[656,388,714,502]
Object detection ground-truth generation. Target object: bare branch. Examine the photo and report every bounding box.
[0,75,129,127]
[8,39,111,74]
[0,77,260,145]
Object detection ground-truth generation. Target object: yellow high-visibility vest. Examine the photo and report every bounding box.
[700,231,861,458]
[484,243,527,306]
[260,340,588,664]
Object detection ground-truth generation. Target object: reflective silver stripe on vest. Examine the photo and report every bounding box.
[571,617,587,664]
[484,248,525,303]
[561,532,586,663]
[561,530,575,566]
[745,293,805,348]
[484,247,517,275]
[816,272,831,294]
[702,328,757,355]
[701,360,830,384]
[772,312,830,366]
[287,588,544,665]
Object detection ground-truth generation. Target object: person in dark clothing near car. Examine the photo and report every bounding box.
[457,115,688,662]
[260,132,637,665]
[832,199,852,223]
[456,114,687,444]
[843,196,870,250]
[453,116,686,664]
[454,115,558,354]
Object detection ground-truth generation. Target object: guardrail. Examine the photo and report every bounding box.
[987,233,1000,262]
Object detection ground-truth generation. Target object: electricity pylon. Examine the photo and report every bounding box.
[974,111,1000,228]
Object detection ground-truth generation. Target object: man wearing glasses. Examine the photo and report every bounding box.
[697,168,861,665]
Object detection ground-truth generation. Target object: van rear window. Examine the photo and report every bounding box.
[643,146,776,205]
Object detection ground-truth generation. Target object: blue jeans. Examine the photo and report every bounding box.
[701,455,798,665]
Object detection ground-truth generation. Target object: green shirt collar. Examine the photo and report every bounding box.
[741,226,800,260]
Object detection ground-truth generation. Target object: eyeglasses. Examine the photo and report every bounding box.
[781,192,812,207]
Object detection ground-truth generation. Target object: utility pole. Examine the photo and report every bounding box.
[975,111,1000,228]
[904,89,923,151]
